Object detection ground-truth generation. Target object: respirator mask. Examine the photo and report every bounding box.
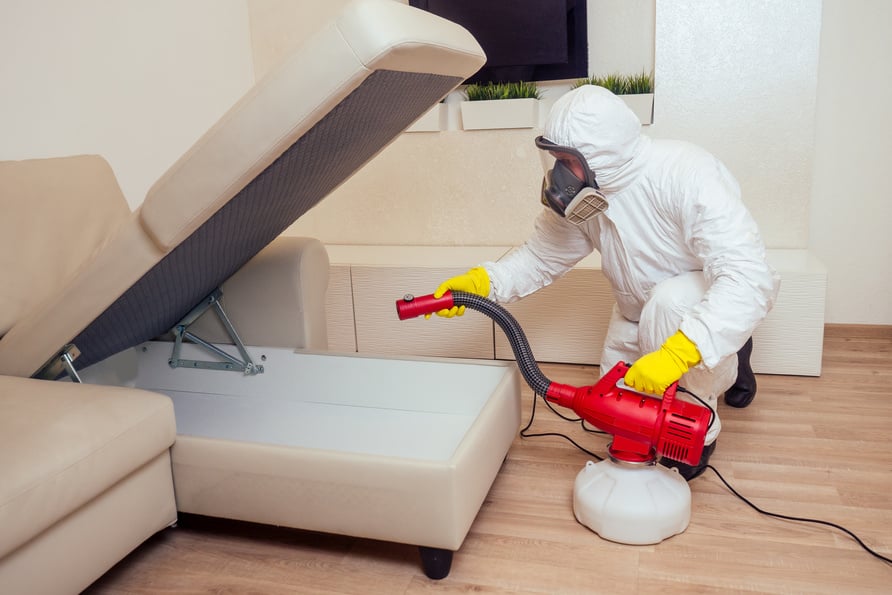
[535,136,608,225]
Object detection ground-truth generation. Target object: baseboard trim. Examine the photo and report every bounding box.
[824,323,892,339]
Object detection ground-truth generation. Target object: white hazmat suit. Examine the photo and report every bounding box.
[481,86,780,445]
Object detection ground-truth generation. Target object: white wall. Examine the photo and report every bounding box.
[649,0,821,250]
[810,0,892,324]
[0,0,255,208]
[586,0,654,77]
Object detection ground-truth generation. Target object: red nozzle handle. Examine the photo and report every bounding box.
[395,291,454,320]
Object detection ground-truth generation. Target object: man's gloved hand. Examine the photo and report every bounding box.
[624,330,701,395]
[429,266,491,318]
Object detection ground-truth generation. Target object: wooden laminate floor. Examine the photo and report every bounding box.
[86,326,891,594]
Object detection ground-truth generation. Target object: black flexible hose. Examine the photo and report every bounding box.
[450,291,553,396]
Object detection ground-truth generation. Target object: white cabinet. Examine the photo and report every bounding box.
[324,245,826,376]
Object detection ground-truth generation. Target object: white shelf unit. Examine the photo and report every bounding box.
[324,245,827,376]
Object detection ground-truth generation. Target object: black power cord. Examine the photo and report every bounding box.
[705,464,892,565]
[520,389,892,566]
[519,389,605,461]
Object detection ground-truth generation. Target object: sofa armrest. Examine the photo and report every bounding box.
[185,236,330,350]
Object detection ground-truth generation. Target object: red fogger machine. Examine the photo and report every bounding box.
[397,289,713,545]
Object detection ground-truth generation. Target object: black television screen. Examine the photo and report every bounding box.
[409,0,588,84]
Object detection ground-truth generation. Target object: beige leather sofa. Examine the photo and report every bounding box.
[0,2,519,591]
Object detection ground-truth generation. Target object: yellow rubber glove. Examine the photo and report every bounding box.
[429,266,491,318]
[624,330,701,395]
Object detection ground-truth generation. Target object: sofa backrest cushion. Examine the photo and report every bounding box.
[0,155,131,337]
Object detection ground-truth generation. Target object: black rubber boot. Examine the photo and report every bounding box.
[723,337,757,408]
[661,440,716,481]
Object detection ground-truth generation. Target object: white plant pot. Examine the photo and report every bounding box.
[460,97,539,130]
[620,93,654,125]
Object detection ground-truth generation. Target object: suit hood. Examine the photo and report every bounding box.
[543,85,649,193]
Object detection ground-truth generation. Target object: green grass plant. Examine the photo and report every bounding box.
[465,81,542,101]
[573,71,654,94]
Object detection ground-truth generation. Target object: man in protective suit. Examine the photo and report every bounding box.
[433,85,780,479]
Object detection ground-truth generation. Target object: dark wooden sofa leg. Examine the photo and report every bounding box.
[418,546,453,579]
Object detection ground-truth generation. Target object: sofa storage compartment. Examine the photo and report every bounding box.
[80,341,521,573]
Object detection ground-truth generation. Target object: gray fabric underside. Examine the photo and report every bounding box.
[69,70,460,371]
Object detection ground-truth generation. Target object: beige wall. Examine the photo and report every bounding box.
[810,0,892,324]
[0,1,889,324]
[0,0,255,208]
[270,1,660,247]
